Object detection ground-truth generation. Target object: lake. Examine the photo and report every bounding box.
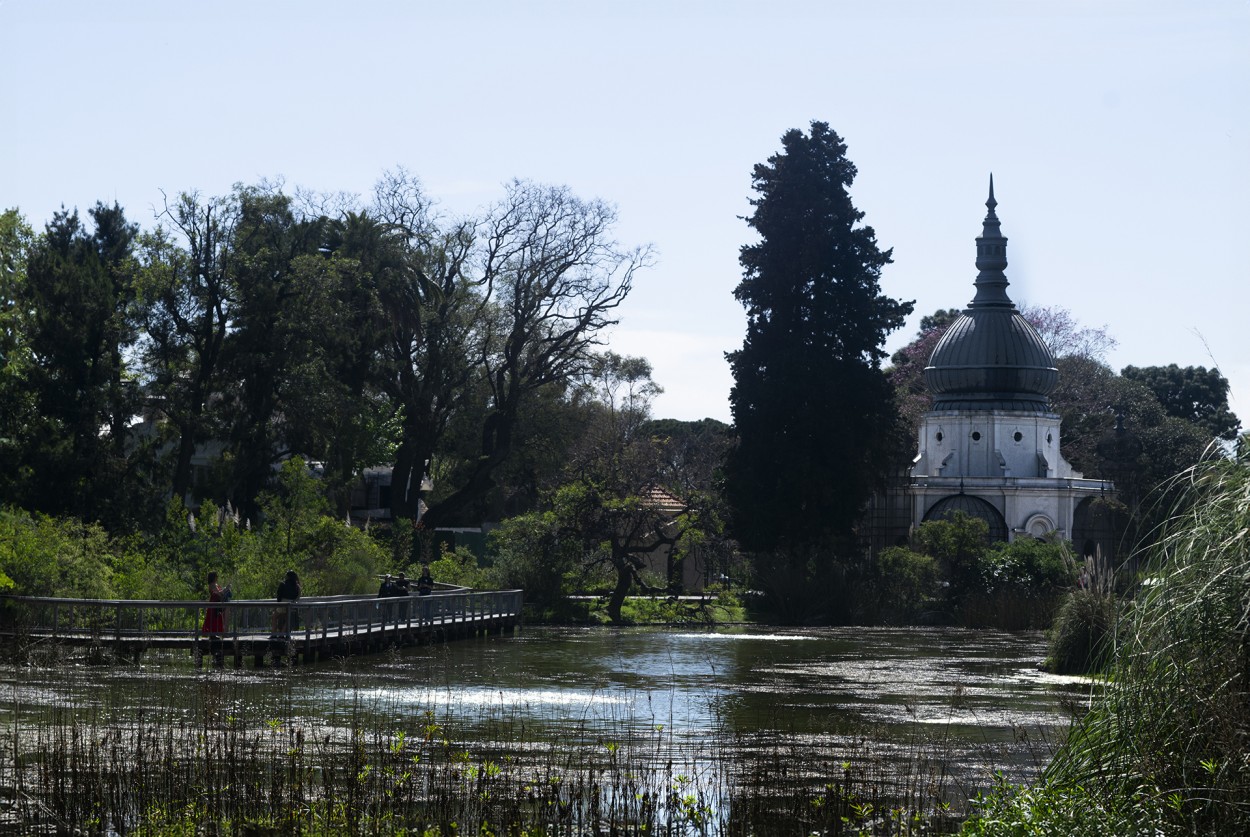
[1,624,1091,831]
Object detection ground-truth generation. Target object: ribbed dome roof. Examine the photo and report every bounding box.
[924,178,1057,412]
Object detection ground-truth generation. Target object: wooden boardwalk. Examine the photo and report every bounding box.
[0,588,523,668]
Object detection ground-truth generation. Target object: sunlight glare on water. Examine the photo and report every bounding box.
[2,625,1085,796]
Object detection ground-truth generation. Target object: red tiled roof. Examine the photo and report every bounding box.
[641,485,686,515]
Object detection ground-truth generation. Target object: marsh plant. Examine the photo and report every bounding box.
[0,666,1001,835]
[964,455,1250,835]
[1044,550,1118,676]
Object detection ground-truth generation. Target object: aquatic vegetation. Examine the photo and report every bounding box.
[1,682,941,834]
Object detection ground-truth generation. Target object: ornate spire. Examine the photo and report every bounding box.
[970,174,1013,309]
[923,177,1058,413]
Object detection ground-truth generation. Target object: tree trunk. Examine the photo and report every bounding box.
[606,557,632,625]
[171,424,197,503]
[389,442,421,523]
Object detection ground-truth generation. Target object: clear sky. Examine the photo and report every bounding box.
[3,1,1247,428]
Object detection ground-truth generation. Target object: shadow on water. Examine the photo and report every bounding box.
[0,625,1094,831]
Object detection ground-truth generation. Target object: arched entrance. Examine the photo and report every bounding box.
[1072,495,1120,562]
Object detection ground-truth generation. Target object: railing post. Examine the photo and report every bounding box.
[194,621,204,668]
[302,605,311,663]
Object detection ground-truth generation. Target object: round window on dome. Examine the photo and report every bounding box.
[1013,431,1023,442]
[935,431,943,443]
[971,431,982,442]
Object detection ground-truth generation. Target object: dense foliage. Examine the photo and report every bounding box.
[1122,362,1241,442]
[864,513,1077,628]
[0,175,647,539]
[725,122,912,609]
[0,456,387,602]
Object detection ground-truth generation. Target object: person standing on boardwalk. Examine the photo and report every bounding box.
[202,571,229,667]
[376,574,396,622]
[273,570,302,635]
[276,569,302,602]
[202,572,226,634]
[393,572,411,621]
[416,565,434,596]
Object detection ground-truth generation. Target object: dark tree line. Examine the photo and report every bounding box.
[5,136,1235,615]
[0,172,650,537]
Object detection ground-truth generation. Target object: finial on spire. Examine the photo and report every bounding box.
[971,175,1011,308]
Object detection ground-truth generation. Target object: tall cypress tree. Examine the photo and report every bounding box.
[726,122,912,556]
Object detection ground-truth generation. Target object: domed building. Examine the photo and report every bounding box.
[907,179,1113,547]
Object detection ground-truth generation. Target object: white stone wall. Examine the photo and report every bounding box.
[912,409,1083,480]
[910,409,1108,541]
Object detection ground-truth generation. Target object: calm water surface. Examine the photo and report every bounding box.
[3,625,1091,800]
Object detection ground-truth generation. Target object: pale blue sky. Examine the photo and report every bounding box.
[3,1,1247,427]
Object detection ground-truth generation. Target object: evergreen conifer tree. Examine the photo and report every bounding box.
[726,122,913,557]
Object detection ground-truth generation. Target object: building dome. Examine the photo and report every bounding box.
[924,178,1057,412]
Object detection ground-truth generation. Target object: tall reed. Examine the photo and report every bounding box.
[966,455,1250,835]
[0,665,1007,835]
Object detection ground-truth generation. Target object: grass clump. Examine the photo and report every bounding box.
[963,454,1250,835]
[1044,587,1117,675]
[1043,549,1119,676]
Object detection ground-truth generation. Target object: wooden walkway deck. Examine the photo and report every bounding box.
[0,589,523,668]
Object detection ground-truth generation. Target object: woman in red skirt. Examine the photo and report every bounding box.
[202,571,226,634]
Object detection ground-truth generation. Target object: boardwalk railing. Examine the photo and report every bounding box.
[0,589,524,667]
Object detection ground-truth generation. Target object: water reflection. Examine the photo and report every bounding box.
[2,625,1089,798]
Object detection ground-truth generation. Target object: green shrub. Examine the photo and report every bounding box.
[911,513,990,601]
[611,591,743,625]
[0,506,119,598]
[961,779,1170,837]
[487,511,582,610]
[960,538,1075,629]
[977,537,1073,592]
[297,519,386,596]
[867,546,942,623]
[426,544,493,590]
